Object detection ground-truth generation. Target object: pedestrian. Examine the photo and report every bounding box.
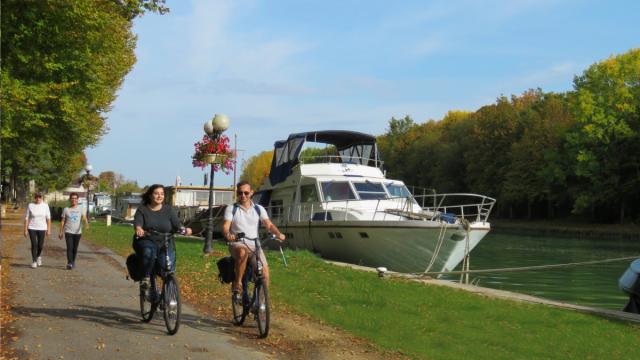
[24,192,51,268]
[58,192,89,269]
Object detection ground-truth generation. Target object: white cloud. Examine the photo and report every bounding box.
[516,61,583,89]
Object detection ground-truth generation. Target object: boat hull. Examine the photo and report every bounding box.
[272,220,490,274]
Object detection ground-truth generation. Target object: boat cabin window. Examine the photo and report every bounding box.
[300,185,319,203]
[384,183,412,198]
[353,182,387,200]
[270,199,284,220]
[252,190,271,208]
[321,181,357,201]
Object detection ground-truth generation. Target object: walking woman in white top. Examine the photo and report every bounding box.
[24,192,51,268]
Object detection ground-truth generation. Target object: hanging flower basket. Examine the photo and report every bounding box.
[191,134,235,174]
[204,153,228,164]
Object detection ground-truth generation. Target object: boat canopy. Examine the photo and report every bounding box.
[269,130,381,186]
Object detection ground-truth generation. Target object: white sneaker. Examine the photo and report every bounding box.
[36,257,42,266]
[31,262,37,269]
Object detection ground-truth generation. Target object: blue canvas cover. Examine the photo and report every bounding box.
[268,130,380,186]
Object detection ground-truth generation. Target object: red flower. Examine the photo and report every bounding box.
[191,134,235,173]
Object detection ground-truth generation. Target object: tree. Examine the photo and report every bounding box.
[115,179,142,195]
[97,171,126,194]
[1,0,167,198]
[377,116,417,181]
[502,91,573,218]
[464,97,520,204]
[240,151,274,189]
[569,49,640,222]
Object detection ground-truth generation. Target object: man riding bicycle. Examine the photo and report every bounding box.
[222,181,285,301]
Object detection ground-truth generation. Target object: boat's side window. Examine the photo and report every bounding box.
[353,182,386,200]
[270,199,284,220]
[385,183,412,198]
[300,185,318,203]
[321,181,357,201]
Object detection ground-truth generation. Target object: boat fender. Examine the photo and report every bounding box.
[619,259,640,296]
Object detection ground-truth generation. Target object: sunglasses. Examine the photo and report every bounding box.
[236,191,251,196]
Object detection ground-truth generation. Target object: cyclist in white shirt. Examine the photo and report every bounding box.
[24,192,51,268]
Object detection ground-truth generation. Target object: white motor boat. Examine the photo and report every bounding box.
[254,130,496,274]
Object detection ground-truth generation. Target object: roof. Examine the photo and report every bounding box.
[286,130,376,149]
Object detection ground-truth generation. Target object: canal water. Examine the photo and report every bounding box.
[442,232,640,310]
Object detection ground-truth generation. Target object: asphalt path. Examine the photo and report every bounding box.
[2,216,270,360]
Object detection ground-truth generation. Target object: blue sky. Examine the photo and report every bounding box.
[86,0,640,188]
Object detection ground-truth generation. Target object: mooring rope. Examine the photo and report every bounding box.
[418,255,640,277]
[459,218,471,284]
[424,220,448,273]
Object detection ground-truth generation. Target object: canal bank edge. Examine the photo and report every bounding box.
[491,220,640,240]
[326,260,640,324]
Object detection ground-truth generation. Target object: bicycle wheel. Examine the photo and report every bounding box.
[162,274,181,335]
[231,290,247,325]
[140,278,158,322]
[255,282,270,338]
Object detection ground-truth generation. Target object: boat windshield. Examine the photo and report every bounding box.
[321,181,357,201]
[353,182,387,200]
[384,182,412,198]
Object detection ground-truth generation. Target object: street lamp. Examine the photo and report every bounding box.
[84,164,93,222]
[203,114,230,254]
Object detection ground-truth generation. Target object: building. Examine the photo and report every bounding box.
[111,192,142,221]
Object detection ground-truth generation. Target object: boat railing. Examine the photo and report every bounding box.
[299,154,384,168]
[265,193,495,224]
[415,193,496,224]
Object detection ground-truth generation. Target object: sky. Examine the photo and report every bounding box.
[86,0,640,188]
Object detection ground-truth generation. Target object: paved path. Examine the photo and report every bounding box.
[2,215,270,360]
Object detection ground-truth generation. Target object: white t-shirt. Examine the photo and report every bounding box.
[25,203,51,231]
[223,202,268,239]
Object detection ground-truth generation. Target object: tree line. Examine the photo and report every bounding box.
[378,49,639,223]
[240,49,638,224]
[1,0,167,203]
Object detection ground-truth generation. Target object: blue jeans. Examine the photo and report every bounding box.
[133,238,176,278]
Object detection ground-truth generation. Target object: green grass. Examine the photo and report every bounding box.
[84,221,640,359]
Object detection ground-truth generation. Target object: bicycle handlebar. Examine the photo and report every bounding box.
[236,232,278,242]
[146,227,187,237]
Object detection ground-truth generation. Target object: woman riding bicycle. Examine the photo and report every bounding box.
[222,181,285,301]
[134,184,192,294]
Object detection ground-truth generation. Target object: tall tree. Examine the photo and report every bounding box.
[377,116,417,181]
[240,151,274,189]
[1,0,167,197]
[569,49,640,222]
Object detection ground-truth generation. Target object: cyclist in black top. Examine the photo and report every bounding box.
[134,184,192,291]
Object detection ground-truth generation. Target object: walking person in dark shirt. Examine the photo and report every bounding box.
[58,192,89,269]
[133,184,192,293]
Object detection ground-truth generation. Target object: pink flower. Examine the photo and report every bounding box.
[191,134,235,173]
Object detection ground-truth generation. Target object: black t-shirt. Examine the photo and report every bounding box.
[134,205,182,244]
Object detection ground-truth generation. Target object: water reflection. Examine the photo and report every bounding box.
[442,232,640,310]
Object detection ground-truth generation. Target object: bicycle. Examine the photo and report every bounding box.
[139,230,182,335]
[231,232,276,338]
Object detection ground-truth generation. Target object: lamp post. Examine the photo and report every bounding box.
[84,164,93,222]
[203,114,230,254]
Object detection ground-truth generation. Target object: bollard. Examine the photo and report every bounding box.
[106,214,112,227]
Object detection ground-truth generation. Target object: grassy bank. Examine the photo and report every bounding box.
[84,222,640,359]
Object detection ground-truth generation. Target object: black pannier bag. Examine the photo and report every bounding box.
[126,253,144,282]
[217,256,235,284]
